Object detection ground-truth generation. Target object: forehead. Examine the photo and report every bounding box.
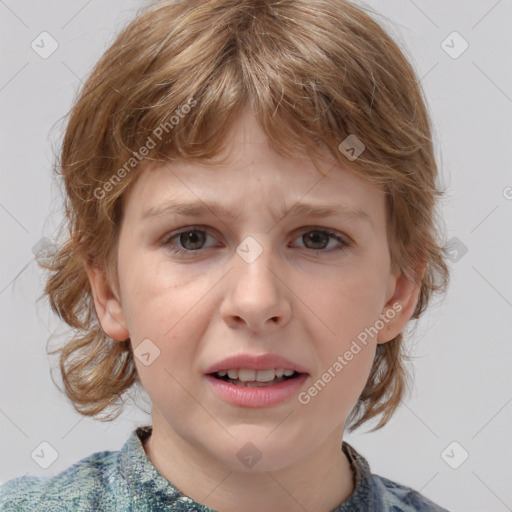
[121,110,386,231]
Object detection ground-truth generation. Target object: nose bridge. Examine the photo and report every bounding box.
[221,233,291,328]
[232,234,278,293]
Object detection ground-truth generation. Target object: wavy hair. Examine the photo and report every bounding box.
[41,0,450,431]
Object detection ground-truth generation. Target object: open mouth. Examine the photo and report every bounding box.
[209,370,303,387]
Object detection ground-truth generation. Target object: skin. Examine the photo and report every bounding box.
[86,109,422,512]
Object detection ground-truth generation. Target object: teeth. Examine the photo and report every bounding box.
[252,369,275,382]
[238,369,257,381]
[216,368,296,382]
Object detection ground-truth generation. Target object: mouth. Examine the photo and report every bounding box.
[208,368,305,388]
[205,368,309,407]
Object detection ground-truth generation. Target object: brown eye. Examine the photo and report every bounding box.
[178,230,207,251]
[294,228,350,253]
[162,228,216,257]
[302,230,330,250]
[161,226,351,259]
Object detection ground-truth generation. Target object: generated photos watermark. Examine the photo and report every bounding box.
[298,301,403,405]
[93,97,197,200]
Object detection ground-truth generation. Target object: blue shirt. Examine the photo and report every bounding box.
[1,425,450,511]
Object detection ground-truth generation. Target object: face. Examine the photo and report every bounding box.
[88,109,419,474]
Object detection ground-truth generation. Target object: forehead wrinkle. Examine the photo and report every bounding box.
[141,199,374,230]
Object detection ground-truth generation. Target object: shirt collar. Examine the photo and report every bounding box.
[118,425,377,511]
[334,439,377,511]
[118,425,214,510]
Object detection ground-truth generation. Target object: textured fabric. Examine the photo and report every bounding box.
[1,426,450,511]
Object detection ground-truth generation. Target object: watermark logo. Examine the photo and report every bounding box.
[236,442,263,468]
[338,134,365,161]
[134,338,161,366]
[298,302,402,405]
[441,441,469,469]
[31,441,59,469]
[32,237,56,265]
[236,236,264,264]
[441,31,469,60]
[31,31,59,59]
[445,236,468,263]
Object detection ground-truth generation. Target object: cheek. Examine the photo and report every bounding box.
[302,306,377,421]
[304,262,384,397]
[119,255,214,380]
[308,265,387,342]
[299,344,376,432]
[118,250,187,336]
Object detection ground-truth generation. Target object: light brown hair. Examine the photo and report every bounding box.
[42,0,450,431]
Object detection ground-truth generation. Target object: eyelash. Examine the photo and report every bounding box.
[160,226,351,258]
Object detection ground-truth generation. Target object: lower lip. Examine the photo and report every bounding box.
[205,374,309,408]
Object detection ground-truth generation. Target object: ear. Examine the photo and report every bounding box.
[376,257,426,344]
[85,262,130,342]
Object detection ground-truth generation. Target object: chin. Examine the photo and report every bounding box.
[210,434,302,473]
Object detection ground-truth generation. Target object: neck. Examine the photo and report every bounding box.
[142,418,355,512]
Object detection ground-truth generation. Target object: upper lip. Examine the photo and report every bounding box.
[205,353,309,375]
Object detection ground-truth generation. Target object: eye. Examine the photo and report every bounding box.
[161,228,218,256]
[293,228,350,252]
[161,226,351,258]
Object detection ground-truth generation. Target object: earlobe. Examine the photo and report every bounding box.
[84,262,130,342]
[376,259,425,344]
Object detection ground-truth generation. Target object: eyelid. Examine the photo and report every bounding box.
[160,225,219,245]
[296,226,353,244]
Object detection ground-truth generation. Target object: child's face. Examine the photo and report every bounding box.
[90,109,419,473]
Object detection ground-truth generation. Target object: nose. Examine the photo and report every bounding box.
[220,236,292,332]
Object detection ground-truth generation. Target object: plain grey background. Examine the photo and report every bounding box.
[1,1,511,511]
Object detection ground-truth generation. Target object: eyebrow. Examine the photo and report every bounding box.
[141,200,373,227]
